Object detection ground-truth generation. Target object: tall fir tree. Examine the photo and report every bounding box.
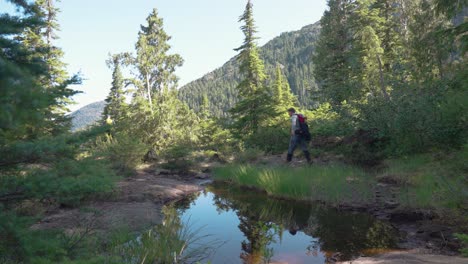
[103,54,127,124]
[230,0,275,137]
[273,64,297,110]
[350,0,390,101]
[313,0,356,107]
[118,8,199,152]
[1,0,79,140]
[129,8,183,111]
[19,0,79,135]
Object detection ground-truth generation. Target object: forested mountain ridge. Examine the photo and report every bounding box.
[178,22,321,117]
[70,101,106,131]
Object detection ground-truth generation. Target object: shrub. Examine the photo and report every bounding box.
[454,233,468,257]
[94,133,147,176]
[161,143,195,172]
[244,125,289,154]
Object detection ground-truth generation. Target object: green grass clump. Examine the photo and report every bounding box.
[384,151,467,210]
[213,164,374,205]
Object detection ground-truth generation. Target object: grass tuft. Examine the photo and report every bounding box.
[213,164,375,205]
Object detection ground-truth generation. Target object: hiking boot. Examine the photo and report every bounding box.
[304,151,311,164]
[286,154,293,162]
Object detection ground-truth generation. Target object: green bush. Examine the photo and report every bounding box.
[94,133,147,176]
[307,103,355,138]
[245,125,289,154]
[161,143,195,172]
[360,87,468,155]
[454,233,468,257]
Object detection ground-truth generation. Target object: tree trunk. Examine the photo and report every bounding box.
[377,54,390,101]
[146,73,153,113]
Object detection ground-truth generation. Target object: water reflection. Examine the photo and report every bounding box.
[173,183,398,263]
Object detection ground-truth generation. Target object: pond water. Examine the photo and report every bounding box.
[172,183,398,264]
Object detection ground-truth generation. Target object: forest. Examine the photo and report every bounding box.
[1,0,467,263]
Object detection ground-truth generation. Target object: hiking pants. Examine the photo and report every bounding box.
[288,134,308,155]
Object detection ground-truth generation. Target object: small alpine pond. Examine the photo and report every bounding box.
[171,183,399,264]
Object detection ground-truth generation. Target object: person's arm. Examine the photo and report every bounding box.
[291,114,297,135]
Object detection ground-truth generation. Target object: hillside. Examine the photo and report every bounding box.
[70,101,106,131]
[178,22,321,117]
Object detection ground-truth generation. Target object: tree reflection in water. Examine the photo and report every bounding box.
[209,183,397,262]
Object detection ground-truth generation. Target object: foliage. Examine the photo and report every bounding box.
[307,103,355,138]
[160,143,195,172]
[230,0,276,138]
[384,149,468,210]
[313,0,467,156]
[454,233,468,257]
[93,133,147,176]
[178,23,321,117]
[69,101,106,132]
[102,54,127,125]
[116,206,217,264]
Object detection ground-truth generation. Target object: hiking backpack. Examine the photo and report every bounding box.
[295,114,311,141]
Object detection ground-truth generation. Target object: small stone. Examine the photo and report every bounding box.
[195,173,210,179]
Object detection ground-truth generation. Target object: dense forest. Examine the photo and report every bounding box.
[178,22,321,117]
[1,0,467,263]
[69,101,105,131]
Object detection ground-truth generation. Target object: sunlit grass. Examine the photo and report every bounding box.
[385,153,467,210]
[213,164,375,205]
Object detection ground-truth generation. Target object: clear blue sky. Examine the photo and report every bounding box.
[2,0,327,111]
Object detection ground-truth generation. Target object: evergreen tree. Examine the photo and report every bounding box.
[273,64,296,110]
[129,8,183,111]
[117,8,198,153]
[230,0,275,137]
[350,0,390,101]
[313,0,355,106]
[103,54,127,124]
[19,0,80,135]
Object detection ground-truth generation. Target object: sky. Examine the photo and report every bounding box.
[2,0,327,111]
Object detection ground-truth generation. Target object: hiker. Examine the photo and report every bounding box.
[287,108,311,163]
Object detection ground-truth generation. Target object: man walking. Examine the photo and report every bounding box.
[287,108,311,163]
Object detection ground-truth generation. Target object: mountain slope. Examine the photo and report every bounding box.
[70,101,105,131]
[178,22,321,117]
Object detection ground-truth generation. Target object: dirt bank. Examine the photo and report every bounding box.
[338,250,467,264]
[32,168,205,233]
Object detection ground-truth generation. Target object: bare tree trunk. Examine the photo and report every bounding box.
[377,54,390,101]
[146,73,153,113]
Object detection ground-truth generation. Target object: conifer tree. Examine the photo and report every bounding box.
[230,0,275,136]
[118,8,198,152]
[129,8,183,111]
[18,0,79,135]
[273,64,296,110]
[350,0,390,101]
[103,54,126,124]
[313,0,355,106]
[1,0,79,139]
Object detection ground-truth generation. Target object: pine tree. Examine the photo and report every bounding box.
[131,8,183,111]
[350,0,390,101]
[273,64,297,110]
[18,0,79,135]
[230,0,275,137]
[313,0,356,106]
[103,54,126,124]
[117,8,198,152]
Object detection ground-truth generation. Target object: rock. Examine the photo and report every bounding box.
[157,169,171,175]
[195,173,210,179]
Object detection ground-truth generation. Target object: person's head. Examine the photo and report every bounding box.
[287,107,296,117]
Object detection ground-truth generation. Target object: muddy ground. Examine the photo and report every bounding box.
[32,167,205,233]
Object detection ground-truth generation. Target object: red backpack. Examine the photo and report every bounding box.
[295,114,311,141]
